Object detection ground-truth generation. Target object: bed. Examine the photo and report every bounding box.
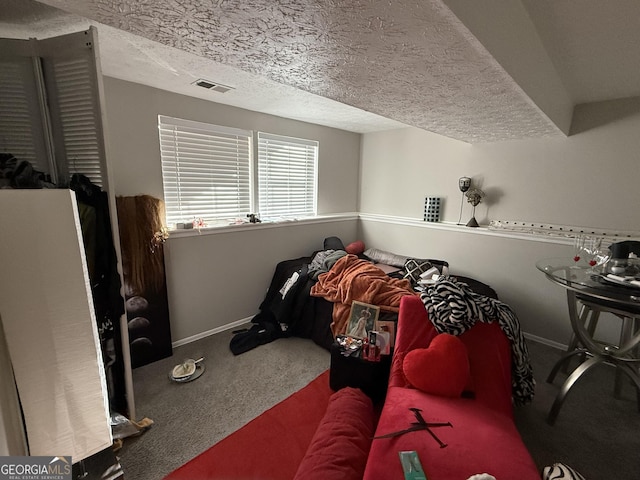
[230,236,454,354]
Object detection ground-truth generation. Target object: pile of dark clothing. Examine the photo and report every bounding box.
[0,153,55,189]
[229,237,347,355]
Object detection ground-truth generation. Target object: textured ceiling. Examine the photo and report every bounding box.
[0,0,406,133]
[3,1,640,142]
[99,0,563,143]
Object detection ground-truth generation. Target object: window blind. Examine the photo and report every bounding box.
[159,115,252,228]
[257,132,318,219]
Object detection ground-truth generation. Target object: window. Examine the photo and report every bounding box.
[158,117,319,228]
[257,132,318,219]
[158,115,252,228]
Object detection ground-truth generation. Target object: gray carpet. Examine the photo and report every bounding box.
[513,340,640,480]
[118,332,640,480]
[118,328,329,480]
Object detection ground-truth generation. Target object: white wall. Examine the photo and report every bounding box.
[102,78,361,342]
[359,102,640,345]
[101,76,640,347]
[103,77,360,213]
[164,219,357,341]
[359,220,579,345]
[361,103,640,228]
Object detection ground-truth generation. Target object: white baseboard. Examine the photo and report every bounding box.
[173,318,567,352]
[172,316,253,348]
[523,331,567,351]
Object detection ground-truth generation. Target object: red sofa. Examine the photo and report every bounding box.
[363,294,540,480]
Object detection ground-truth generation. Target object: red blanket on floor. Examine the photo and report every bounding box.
[164,371,332,480]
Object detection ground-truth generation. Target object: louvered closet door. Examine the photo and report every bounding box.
[0,28,135,421]
[37,29,107,188]
[0,42,50,173]
[0,29,107,188]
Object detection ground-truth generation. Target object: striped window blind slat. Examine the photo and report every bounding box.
[159,115,253,227]
[258,132,318,220]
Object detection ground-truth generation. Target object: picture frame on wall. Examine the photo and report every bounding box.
[346,301,380,339]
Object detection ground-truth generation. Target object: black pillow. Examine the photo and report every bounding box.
[323,236,345,251]
[403,259,434,284]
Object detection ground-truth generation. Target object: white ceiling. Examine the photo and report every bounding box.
[2,0,640,143]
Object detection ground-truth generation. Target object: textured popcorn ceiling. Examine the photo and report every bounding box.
[1,0,405,133]
[103,0,560,143]
[10,1,640,142]
[23,0,563,143]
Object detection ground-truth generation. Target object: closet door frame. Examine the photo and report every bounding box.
[0,27,135,421]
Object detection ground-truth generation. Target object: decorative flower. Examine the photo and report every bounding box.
[193,217,207,231]
[465,188,485,207]
[150,227,169,253]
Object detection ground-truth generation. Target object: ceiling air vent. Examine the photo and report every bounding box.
[193,78,234,93]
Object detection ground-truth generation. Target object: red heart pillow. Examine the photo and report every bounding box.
[403,333,470,397]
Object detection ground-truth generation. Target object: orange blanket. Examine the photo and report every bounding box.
[310,255,416,337]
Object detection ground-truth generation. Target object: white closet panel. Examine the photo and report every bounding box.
[0,189,112,461]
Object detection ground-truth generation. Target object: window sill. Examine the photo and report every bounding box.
[166,213,359,239]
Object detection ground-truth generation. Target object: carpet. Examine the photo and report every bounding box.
[164,370,333,480]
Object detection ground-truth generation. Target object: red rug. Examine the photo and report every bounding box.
[164,370,332,480]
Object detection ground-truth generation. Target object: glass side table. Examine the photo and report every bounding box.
[536,258,640,425]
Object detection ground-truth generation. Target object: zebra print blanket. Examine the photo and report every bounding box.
[420,277,535,405]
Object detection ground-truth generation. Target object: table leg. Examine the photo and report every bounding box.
[614,361,640,412]
[609,316,640,400]
[565,303,588,351]
[547,356,602,425]
[614,317,635,397]
[547,349,590,384]
[563,304,600,374]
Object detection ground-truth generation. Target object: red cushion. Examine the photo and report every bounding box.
[293,387,375,480]
[392,295,514,418]
[363,387,540,480]
[403,334,470,397]
[345,240,365,255]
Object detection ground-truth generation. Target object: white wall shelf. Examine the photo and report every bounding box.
[359,213,640,246]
